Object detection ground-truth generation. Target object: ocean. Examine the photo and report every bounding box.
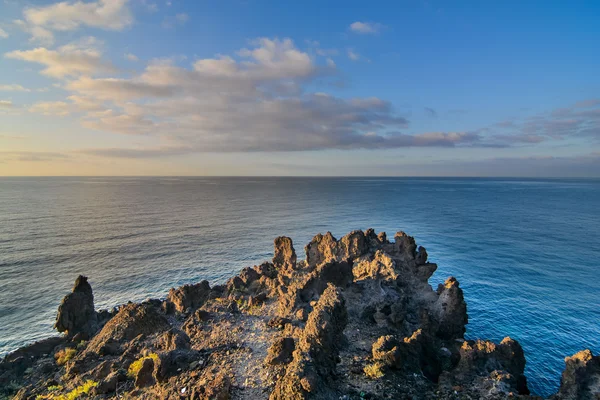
[0,177,598,396]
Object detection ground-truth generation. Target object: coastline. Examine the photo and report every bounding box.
[1,229,598,399]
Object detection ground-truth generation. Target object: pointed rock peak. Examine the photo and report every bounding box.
[73,275,93,294]
[273,236,297,270]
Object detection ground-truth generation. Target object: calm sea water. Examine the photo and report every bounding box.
[0,177,598,395]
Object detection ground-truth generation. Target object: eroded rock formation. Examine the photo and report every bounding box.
[1,229,598,400]
[54,275,97,338]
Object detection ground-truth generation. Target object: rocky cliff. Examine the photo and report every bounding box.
[1,229,598,400]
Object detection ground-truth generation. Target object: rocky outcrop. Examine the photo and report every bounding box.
[84,302,170,356]
[433,277,468,340]
[271,285,347,399]
[166,280,211,313]
[1,228,594,400]
[273,236,297,271]
[439,337,529,396]
[54,275,97,338]
[305,230,369,268]
[554,350,600,400]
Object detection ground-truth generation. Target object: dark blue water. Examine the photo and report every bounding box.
[0,177,598,396]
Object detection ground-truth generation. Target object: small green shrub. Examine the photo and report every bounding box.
[364,362,385,379]
[127,353,159,378]
[35,381,96,400]
[54,348,77,366]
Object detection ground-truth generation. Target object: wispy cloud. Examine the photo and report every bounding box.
[18,0,133,44]
[0,28,8,39]
[5,38,118,78]
[124,52,139,61]
[347,49,360,61]
[0,151,70,162]
[28,101,71,116]
[349,21,384,35]
[0,84,31,92]
[0,100,14,108]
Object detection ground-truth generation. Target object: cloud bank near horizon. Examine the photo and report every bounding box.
[0,0,598,176]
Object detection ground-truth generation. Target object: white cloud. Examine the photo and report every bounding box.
[349,21,384,34]
[24,0,132,31]
[19,0,132,43]
[347,49,360,61]
[43,37,436,153]
[0,100,14,108]
[5,39,117,78]
[13,20,55,45]
[0,28,8,38]
[0,84,31,92]
[125,53,139,61]
[28,101,71,116]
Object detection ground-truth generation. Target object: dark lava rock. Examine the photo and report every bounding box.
[273,236,297,271]
[156,328,191,351]
[434,277,468,340]
[84,303,170,357]
[265,338,295,365]
[134,357,155,388]
[54,275,97,338]
[270,284,347,399]
[167,280,211,313]
[554,349,600,400]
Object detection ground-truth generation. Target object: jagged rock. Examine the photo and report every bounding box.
[239,267,260,285]
[440,337,528,395]
[554,350,600,400]
[265,338,295,365]
[95,370,123,394]
[134,357,155,388]
[153,349,196,383]
[156,328,191,351]
[255,262,278,279]
[167,280,211,313]
[372,329,427,372]
[249,292,267,307]
[434,277,468,340]
[271,285,347,399]
[353,250,398,281]
[182,309,213,337]
[337,230,368,261]
[305,232,337,268]
[415,245,428,265]
[84,303,170,356]
[372,335,402,367]
[394,231,418,261]
[226,276,245,292]
[89,360,114,381]
[8,228,590,400]
[277,259,352,316]
[193,370,231,400]
[273,236,297,271]
[305,230,370,269]
[55,275,97,338]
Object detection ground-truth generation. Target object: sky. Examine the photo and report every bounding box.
[0,0,599,176]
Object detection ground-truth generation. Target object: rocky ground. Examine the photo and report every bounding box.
[1,229,598,400]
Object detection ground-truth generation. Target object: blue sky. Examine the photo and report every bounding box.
[0,0,599,176]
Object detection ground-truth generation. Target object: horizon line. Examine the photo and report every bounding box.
[1,175,599,179]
